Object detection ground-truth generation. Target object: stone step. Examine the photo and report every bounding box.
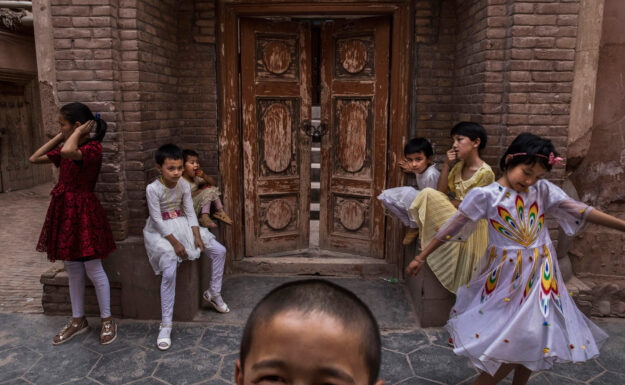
[232,256,395,277]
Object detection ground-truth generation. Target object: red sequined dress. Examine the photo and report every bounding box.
[36,141,116,261]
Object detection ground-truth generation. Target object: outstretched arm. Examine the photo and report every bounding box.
[29,133,64,164]
[588,209,625,232]
[405,238,445,276]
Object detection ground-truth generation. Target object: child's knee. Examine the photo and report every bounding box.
[207,240,227,257]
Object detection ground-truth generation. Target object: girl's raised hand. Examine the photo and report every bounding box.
[76,120,95,137]
[195,169,204,178]
[398,159,413,173]
[445,149,457,165]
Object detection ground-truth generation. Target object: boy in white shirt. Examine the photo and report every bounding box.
[378,138,440,245]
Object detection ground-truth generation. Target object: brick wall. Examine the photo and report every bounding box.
[51,0,128,239]
[413,0,457,161]
[177,0,219,178]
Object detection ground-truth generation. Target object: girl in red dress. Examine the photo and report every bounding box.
[30,102,117,345]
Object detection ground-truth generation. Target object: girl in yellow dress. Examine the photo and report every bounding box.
[409,122,494,292]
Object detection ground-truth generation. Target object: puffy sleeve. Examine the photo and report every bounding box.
[180,179,199,227]
[538,179,592,236]
[435,187,489,242]
[146,183,171,237]
[473,165,495,188]
[80,141,102,167]
[421,166,440,190]
[46,146,62,167]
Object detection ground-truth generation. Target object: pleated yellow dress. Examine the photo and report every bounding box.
[408,161,494,293]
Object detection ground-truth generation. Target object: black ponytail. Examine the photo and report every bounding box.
[59,102,108,143]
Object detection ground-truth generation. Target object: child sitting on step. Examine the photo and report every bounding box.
[378,137,440,245]
[143,144,230,351]
[181,149,232,229]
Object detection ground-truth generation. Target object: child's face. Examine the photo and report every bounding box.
[236,310,383,385]
[157,158,184,187]
[405,151,430,174]
[451,134,480,160]
[184,156,200,177]
[58,114,80,139]
[505,160,547,192]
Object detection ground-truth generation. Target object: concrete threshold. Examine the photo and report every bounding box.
[232,255,396,277]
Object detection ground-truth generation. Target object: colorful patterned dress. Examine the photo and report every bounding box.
[409,161,495,292]
[437,180,607,375]
[36,141,116,262]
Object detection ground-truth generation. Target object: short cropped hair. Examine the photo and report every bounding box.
[182,149,199,163]
[450,121,487,151]
[239,279,381,385]
[500,132,558,172]
[155,143,183,166]
[404,137,433,157]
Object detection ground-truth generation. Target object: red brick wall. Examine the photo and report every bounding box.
[413,0,457,159]
[120,0,181,234]
[177,0,219,178]
[51,0,128,239]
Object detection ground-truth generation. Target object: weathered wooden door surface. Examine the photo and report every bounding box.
[240,18,312,256]
[0,84,35,192]
[319,17,390,258]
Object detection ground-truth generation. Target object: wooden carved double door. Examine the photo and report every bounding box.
[241,17,389,259]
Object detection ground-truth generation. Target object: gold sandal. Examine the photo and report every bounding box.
[100,318,117,345]
[199,213,217,228]
[213,209,232,225]
[53,317,89,345]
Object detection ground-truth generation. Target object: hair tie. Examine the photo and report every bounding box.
[510,152,564,166]
[94,113,100,121]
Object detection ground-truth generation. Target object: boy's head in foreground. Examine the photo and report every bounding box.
[236,279,384,385]
[404,137,434,175]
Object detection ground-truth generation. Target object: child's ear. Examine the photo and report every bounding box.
[505,154,513,165]
[235,359,244,385]
[472,137,481,148]
[73,121,82,129]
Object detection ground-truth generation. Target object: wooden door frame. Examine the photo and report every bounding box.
[217,1,412,272]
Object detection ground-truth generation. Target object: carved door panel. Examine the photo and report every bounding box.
[240,18,311,256]
[0,85,35,192]
[319,17,390,258]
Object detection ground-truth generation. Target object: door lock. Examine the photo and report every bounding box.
[301,120,328,141]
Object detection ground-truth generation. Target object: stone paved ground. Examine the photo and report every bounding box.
[0,183,57,314]
[0,313,624,385]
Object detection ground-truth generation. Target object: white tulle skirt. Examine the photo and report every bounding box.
[377,186,420,228]
[143,215,216,275]
[446,242,608,375]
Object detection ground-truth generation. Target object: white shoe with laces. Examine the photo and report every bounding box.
[203,290,230,313]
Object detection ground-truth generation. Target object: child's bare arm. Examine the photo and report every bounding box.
[437,149,456,194]
[588,209,625,232]
[191,226,205,253]
[406,238,445,276]
[29,133,64,164]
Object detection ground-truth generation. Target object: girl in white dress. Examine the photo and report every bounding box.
[406,133,625,385]
[144,144,230,351]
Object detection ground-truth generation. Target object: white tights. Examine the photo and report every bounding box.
[160,240,226,324]
[64,259,111,319]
